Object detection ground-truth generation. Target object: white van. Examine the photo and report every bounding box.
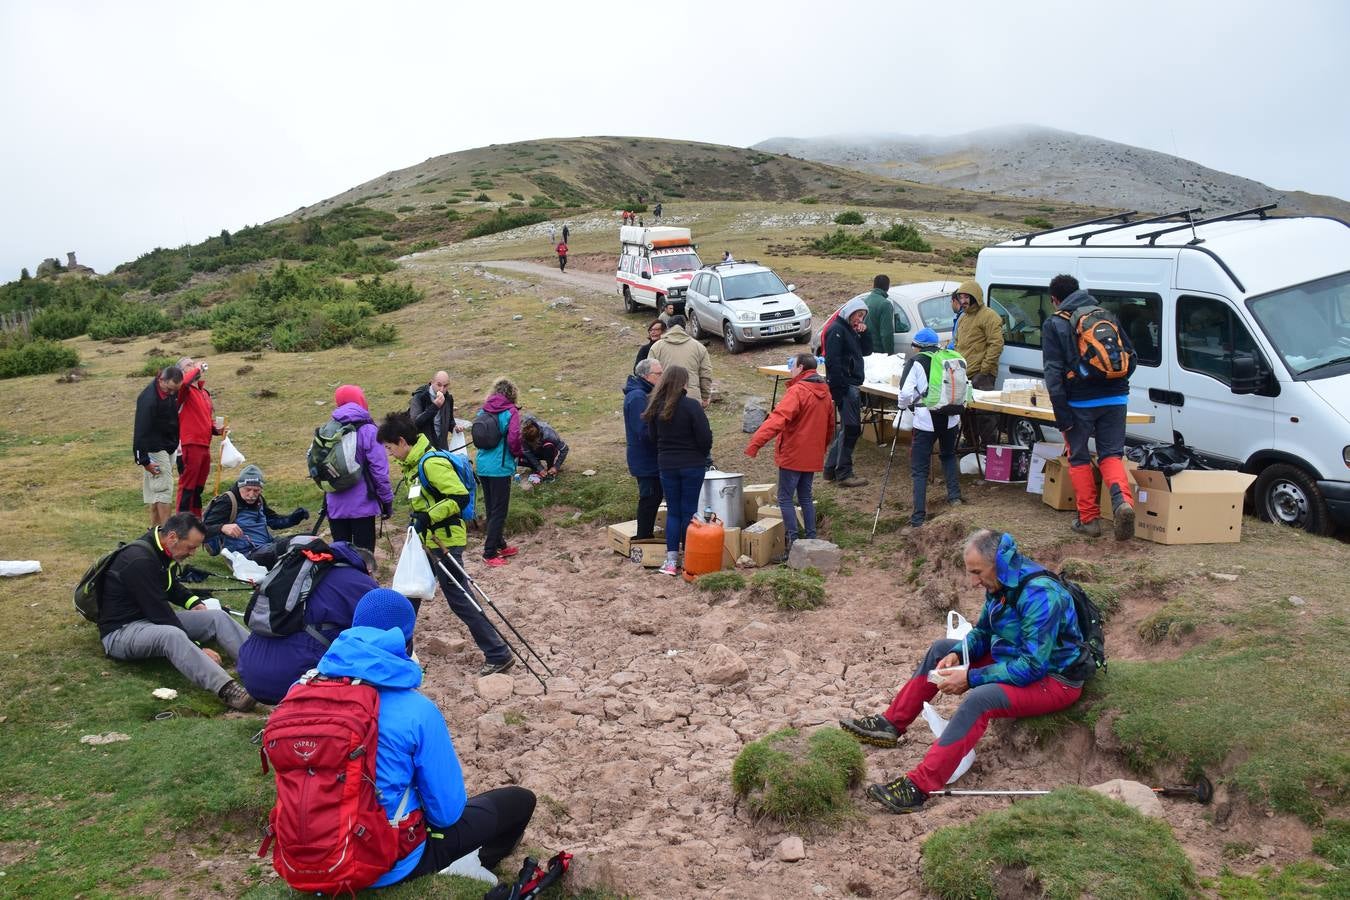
[977,208,1350,534]
[615,226,702,314]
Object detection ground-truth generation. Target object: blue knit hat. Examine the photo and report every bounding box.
[913,328,941,348]
[352,588,416,644]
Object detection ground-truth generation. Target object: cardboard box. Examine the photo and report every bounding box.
[742,484,776,523]
[722,527,742,568]
[607,520,665,559]
[742,518,785,567]
[1025,442,1063,495]
[756,504,805,530]
[985,444,1031,483]
[1041,456,1078,511]
[629,542,667,567]
[866,418,897,445]
[1133,469,1256,544]
[1098,459,1140,522]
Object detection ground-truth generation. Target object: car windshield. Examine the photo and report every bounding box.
[1247,271,1350,378]
[722,271,787,301]
[651,252,701,274]
[918,296,954,330]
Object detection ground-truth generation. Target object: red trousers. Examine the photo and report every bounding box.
[883,641,1082,794]
[176,443,211,516]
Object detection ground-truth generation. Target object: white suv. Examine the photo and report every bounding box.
[683,262,812,354]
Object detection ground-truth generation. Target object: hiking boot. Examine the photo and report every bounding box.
[823,468,837,482]
[840,714,902,748]
[1110,487,1136,541]
[498,545,520,558]
[866,775,928,814]
[484,555,509,568]
[478,657,515,677]
[1071,517,1102,538]
[218,680,257,712]
[838,475,870,488]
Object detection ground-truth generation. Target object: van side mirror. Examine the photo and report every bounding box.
[1230,351,1263,394]
[709,293,721,302]
[641,271,651,279]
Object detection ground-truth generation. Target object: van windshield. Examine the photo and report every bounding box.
[723,271,788,301]
[1247,271,1350,378]
[651,252,701,275]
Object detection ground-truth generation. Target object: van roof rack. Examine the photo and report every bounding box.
[1136,204,1278,246]
[1067,207,1203,245]
[1012,212,1137,245]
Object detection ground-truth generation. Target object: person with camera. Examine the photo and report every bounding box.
[175,357,226,517]
[409,370,455,452]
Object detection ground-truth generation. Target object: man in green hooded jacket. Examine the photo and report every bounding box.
[862,274,895,355]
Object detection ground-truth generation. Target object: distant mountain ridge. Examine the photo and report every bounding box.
[755,126,1350,219]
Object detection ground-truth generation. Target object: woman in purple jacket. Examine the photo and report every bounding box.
[325,384,394,551]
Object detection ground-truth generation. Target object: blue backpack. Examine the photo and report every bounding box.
[416,450,476,523]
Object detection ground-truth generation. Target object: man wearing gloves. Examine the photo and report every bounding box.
[823,296,873,487]
[897,329,965,528]
[202,464,309,568]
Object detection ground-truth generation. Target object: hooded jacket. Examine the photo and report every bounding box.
[395,434,469,549]
[746,371,835,472]
[518,416,569,473]
[951,281,1004,378]
[861,288,896,356]
[236,541,378,705]
[824,297,873,395]
[177,366,217,446]
[623,374,660,477]
[475,394,522,478]
[1043,288,1135,429]
[962,532,1084,688]
[317,625,468,887]
[324,402,394,520]
[648,327,713,404]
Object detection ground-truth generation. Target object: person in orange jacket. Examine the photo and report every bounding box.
[745,353,835,549]
[556,241,568,272]
[176,357,225,516]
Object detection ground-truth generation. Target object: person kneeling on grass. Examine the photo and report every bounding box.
[839,528,1089,813]
[518,416,569,485]
[316,588,536,886]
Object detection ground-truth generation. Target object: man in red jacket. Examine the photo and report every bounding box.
[176,357,224,517]
[745,353,835,551]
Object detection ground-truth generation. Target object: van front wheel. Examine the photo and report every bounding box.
[623,286,638,314]
[1254,463,1332,535]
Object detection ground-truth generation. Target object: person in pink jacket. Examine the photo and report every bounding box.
[323,384,393,551]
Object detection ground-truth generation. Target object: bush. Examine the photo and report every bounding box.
[396,205,416,213]
[132,355,178,377]
[879,222,932,252]
[1024,216,1054,229]
[0,338,80,379]
[528,195,559,208]
[445,209,462,222]
[695,571,746,598]
[445,198,462,204]
[833,210,865,225]
[809,229,881,258]
[464,209,549,239]
[508,192,524,201]
[748,567,825,610]
[88,303,173,340]
[731,728,864,827]
[474,193,491,202]
[799,196,820,204]
[29,306,90,340]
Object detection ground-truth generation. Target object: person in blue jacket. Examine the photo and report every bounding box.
[317,588,536,886]
[624,358,665,538]
[235,539,378,705]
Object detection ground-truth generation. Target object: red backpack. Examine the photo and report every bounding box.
[258,674,424,894]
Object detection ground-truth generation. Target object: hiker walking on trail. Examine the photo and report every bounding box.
[133,365,183,526]
[899,329,965,528]
[1043,274,1137,540]
[175,357,225,517]
[643,364,713,577]
[561,223,569,244]
[745,353,834,551]
[310,589,536,886]
[625,358,665,540]
[556,241,568,272]
[862,275,896,356]
[202,464,309,568]
[841,529,1090,813]
[378,412,514,675]
[323,385,394,552]
[950,281,1003,448]
[633,319,665,373]
[649,315,713,407]
[475,377,524,567]
[409,369,455,452]
[653,202,662,219]
[547,223,556,245]
[97,512,257,711]
[823,297,873,488]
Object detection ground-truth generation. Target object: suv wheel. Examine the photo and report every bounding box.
[687,313,703,341]
[1254,463,1331,534]
[723,323,743,354]
[1008,417,1044,448]
[622,286,637,314]
[792,332,810,344]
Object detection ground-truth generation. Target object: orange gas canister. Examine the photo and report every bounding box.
[682,515,725,580]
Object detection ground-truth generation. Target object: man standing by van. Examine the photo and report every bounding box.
[1043,275,1137,540]
[951,282,1003,447]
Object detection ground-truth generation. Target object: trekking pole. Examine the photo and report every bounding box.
[930,774,1213,804]
[426,531,553,680]
[870,408,904,540]
[309,497,328,538]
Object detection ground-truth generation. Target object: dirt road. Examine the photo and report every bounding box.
[479,259,616,297]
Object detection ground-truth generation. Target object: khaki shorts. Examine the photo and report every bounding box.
[142,450,174,504]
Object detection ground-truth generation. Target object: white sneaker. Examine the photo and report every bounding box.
[658,560,679,576]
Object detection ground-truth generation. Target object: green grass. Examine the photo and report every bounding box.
[921,787,1198,899]
[748,566,825,610]
[694,570,746,597]
[1214,821,1348,896]
[730,728,864,828]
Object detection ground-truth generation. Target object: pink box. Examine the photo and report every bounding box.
[985,445,1031,483]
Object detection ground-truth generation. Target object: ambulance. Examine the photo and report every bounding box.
[615,226,702,313]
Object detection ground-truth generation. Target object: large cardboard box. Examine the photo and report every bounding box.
[607,521,665,559]
[742,484,776,523]
[1098,459,1140,522]
[629,542,667,567]
[756,504,805,530]
[742,518,785,567]
[1041,456,1077,511]
[1133,469,1256,544]
[985,444,1031,483]
[722,527,742,568]
[1025,442,1063,495]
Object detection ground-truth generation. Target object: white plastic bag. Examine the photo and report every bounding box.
[220,436,245,468]
[922,702,976,784]
[391,528,437,600]
[946,611,972,640]
[959,453,981,475]
[894,406,915,433]
[0,560,41,577]
[439,848,496,883]
[221,548,268,583]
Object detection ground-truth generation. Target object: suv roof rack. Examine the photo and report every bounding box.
[1011,212,1137,245]
[704,260,759,270]
[1067,207,1202,245]
[1136,204,1278,246]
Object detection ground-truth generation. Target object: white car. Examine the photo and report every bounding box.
[683,262,813,354]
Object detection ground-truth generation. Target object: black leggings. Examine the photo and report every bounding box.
[329,516,375,551]
[402,787,536,882]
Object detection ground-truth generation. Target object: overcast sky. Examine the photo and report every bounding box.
[3,0,1347,279]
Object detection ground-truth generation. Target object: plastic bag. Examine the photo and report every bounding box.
[946,611,972,640]
[220,436,245,468]
[922,702,976,784]
[391,527,437,600]
[959,453,981,475]
[221,548,268,584]
[0,560,41,577]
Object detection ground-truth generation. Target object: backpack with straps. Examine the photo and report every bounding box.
[416,449,476,523]
[73,539,154,623]
[203,491,240,556]
[307,420,364,493]
[258,674,424,894]
[916,348,971,415]
[1012,571,1107,681]
[470,408,503,451]
[243,537,349,644]
[1056,305,1134,381]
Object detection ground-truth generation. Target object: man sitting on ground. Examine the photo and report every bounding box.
[840,528,1089,813]
[316,588,536,886]
[201,464,308,569]
[98,512,257,710]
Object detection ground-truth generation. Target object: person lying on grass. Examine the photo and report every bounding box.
[840,528,1090,813]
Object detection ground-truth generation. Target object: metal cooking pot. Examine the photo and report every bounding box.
[699,470,744,528]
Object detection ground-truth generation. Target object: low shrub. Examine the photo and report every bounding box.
[132,355,178,377]
[445,209,462,222]
[749,567,826,610]
[87,303,173,340]
[695,571,746,597]
[464,209,549,239]
[731,728,864,827]
[396,205,416,213]
[474,193,491,202]
[508,192,525,201]
[29,306,90,340]
[833,210,865,225]
[529,195,559,208]
[1024,216,1054,229]
[809,229,881,258]
[0,338,80,379]
[878,222,932,252]
[799,196,820,204]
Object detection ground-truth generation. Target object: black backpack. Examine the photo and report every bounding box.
[1012,571,1106,681]
[470,408,503,450]
[243,537,350,645]
[73,539,153,623]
